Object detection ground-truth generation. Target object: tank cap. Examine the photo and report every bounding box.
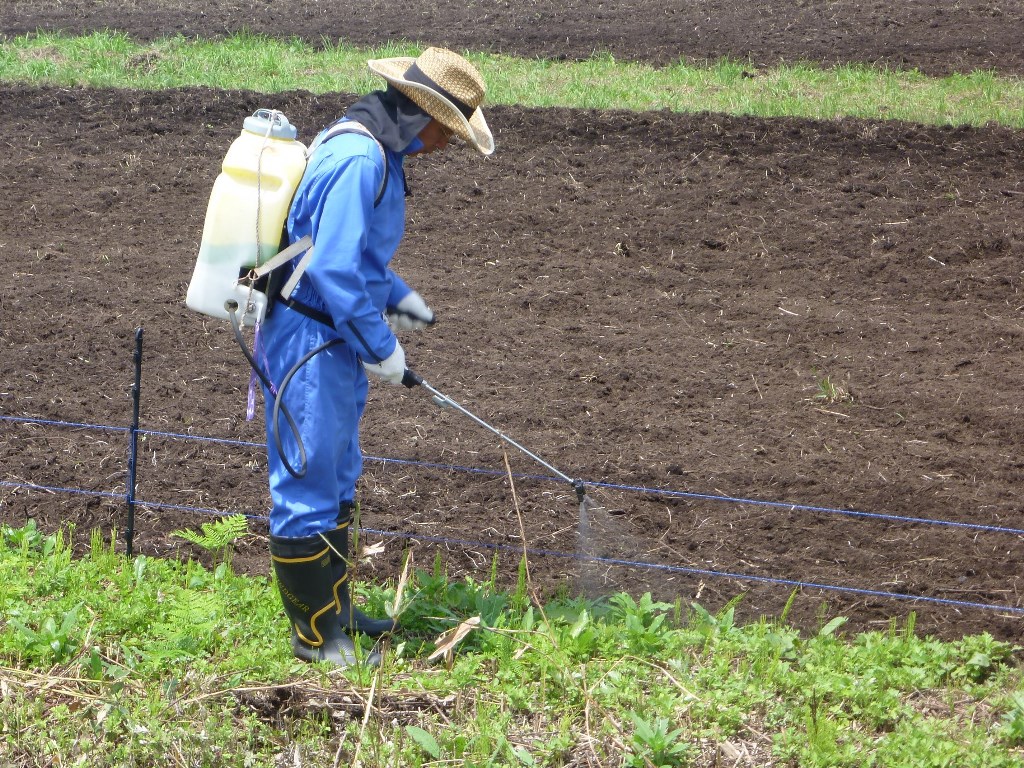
[243,109,298,140]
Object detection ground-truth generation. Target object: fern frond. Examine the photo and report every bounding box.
[172,515,249,552]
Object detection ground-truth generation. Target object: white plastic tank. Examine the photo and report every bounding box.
[186,109,307,326]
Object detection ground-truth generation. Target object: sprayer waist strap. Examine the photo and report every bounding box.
[281,297,335,329]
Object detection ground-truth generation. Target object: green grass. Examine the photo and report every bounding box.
[2,31,1024,127]
[2,520,1023,766]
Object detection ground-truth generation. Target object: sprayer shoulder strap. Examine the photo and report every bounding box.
[253,235,312,280]
[306,119,389,207]
[253,121,389,320]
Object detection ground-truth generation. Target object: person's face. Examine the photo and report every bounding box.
[410,119,453,155]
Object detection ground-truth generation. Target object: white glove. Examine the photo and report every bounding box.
[362,343,406,385]
[386,291,435,331]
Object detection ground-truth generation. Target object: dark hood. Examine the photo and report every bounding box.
[343,86,433,153]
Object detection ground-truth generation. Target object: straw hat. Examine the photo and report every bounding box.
[368,47,494,156]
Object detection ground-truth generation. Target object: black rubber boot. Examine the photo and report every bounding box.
[324,503,397,638]
[270,532,381,667]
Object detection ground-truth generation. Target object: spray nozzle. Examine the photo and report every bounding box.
[572,478,587,503]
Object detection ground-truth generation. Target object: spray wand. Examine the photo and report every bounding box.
[401,369,587,504]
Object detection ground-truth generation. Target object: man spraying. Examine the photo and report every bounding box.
[261,48,494,667]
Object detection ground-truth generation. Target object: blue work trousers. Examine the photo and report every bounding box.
[260,306,367,538]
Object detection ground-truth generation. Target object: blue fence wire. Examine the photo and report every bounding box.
[2,412,1023,616]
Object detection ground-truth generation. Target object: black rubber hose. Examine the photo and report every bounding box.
[229,303,424,479]
[270,335,345,478]
[227,302,340,480]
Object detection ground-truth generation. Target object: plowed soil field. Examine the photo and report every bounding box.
[2,2,1023,642]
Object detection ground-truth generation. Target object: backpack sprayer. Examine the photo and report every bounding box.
[187,109,588,504]
[186,109,306,327]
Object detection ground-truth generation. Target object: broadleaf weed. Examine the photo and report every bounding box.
[1000,691,1024,744]
[626,712,690,767]
[8,602,84,664]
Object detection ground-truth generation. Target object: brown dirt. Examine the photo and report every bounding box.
[2,3,1024,643]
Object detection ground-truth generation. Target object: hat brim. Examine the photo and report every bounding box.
[368,57,494,156]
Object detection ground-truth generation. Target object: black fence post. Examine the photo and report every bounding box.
[125,327,143,557]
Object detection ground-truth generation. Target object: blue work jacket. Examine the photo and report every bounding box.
[284,127,414,363]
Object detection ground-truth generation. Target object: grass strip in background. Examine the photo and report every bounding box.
[1,31,1024,128]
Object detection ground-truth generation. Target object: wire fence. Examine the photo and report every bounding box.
[1,329,1023,618]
